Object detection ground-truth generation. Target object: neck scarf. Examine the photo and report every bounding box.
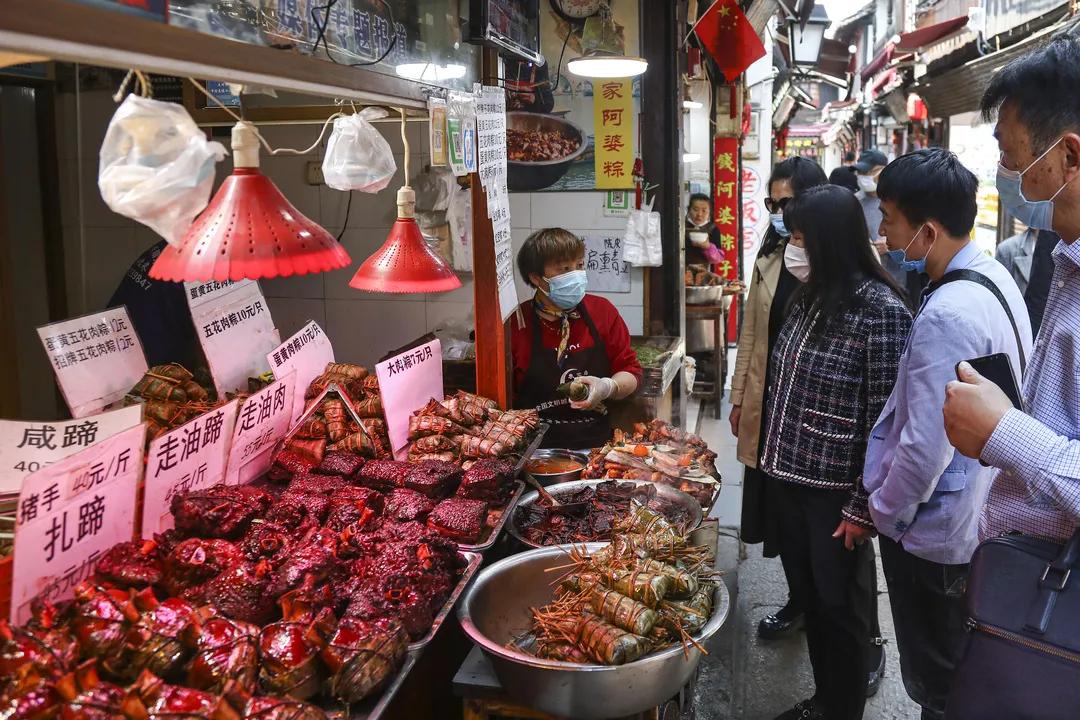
[534,291,581,366]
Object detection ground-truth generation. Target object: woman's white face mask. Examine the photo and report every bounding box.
[784,244,810,282]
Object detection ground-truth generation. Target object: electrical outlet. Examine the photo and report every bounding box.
[305,161,324,186]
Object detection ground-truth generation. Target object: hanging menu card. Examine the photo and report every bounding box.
[475,85,518,321]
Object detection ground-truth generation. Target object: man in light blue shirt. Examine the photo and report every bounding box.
[861,149,1034,720]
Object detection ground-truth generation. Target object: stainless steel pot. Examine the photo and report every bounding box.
[523,449,588,486]
[457,543,730,719]
[507,479,703,549]
[505,112,589,192]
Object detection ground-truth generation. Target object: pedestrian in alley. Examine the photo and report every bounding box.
[759,185,913,720]
[944,35,1080,545]
[995,227,1060,334]
[858,149,1033,720]
[730,156,827,641]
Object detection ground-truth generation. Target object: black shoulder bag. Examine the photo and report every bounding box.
[931,272,1079,718]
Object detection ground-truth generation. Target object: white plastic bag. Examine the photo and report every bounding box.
[413,165,456,230]
[98,95,227,245]
[623,207,663,266]
[322,108,396,193]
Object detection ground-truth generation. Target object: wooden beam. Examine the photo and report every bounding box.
[470,175,511,409]
[0,0,443,107]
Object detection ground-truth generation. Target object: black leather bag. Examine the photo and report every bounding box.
[947,529,1080,719]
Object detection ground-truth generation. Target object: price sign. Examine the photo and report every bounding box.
[11,423,145,624]
[0,405,143,496]
[37,307,148,418]
[375,340,443,460]
[266,321,334,424]
[186,280,280,397]
[142,400,239,537]
[582,230,631,293]
[224,373,295,486]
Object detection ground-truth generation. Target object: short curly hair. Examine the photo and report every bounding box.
[517,228,584,288]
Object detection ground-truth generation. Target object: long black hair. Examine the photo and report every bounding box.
[783,185,905,331]
[759,157,829,257]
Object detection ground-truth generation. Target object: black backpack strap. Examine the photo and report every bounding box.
[925,269,1027,375]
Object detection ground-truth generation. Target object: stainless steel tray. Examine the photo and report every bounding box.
[507,478,703,549]
[455,480,526,553]
[407,549,483,651]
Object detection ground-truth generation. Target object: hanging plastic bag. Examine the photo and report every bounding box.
[322,107,397,193]
[98,94,226,245]
[623,206,663,266]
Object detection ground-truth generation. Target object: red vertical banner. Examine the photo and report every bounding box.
[713,136,740,342]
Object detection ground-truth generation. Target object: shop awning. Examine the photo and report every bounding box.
[788,122,833,138]
[869,68,898,98]
[776,36,854,80]
[896,16,969,52]
[745,0,782,36]
[860,45,893,81]
[912,20,1067,118]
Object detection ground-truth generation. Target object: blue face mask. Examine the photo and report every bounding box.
[996,137,1072,231]
[770,212,791,237]
[543,269,588,310]
[884,224,932,274]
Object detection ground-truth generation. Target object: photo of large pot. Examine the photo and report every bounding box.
[505,111,589,192]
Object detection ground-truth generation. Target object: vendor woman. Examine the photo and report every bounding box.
[512,228,642,449]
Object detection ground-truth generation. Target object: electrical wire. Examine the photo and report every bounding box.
[337,191,353,242]
[310,0,399,69]
[187,78,344,156]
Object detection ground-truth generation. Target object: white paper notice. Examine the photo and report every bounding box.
[476,85,518,321]
[11,423,145,624]
[37,307,148,418]
[0,405,144,496]
[375,340,444,460]
[224,373,294,486]
[266,321,334,424]
[186,280,280,397]
[582,230,631,293]
[142,400,239,537]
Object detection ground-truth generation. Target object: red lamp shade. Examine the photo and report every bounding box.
[349,187,461,293]
[150,123,351,282]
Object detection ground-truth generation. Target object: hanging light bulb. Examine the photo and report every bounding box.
[150,121,351,281]
[349,110,461,293]
[567,9,648,79]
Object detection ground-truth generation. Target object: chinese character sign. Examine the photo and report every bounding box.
[12,423,145,623]
[713,136,741,285]
[37,307,148,418]
[581,231,631,293]
[142,400,239,537]
[375,340,443,460]
[266,321,335,425]
[0,405,143,496]
[593,79,634,190]
[224,373,295,486]
[186,280,280,397]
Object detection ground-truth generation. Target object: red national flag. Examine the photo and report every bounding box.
[692,0,767,82]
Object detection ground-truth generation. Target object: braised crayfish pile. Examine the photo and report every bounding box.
[514,504,717,666]
[406,391,540,462]
[582,420,720,509]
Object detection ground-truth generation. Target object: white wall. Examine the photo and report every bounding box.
[508,192,645,336]
[741,39,775,271]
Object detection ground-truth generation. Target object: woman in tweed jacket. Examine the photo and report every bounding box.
[763,186,913,720]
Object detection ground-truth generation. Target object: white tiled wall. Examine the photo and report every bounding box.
[56,89,644,372]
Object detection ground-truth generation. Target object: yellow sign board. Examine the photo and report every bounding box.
[593,79,634,190]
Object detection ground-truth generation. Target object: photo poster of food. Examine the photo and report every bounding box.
[505,0,641,192]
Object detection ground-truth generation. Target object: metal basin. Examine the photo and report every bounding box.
[506,112,588,192]
[457,543,730,719]
[523,448,588,486]
[507,479,703,549]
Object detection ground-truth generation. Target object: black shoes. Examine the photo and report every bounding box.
[773,699,825,720]
[866,643,887,698]
[757,601,804,639]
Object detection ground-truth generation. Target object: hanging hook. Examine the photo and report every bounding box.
[112,70,136,103]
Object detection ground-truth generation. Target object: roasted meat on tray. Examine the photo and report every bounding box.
[170,484,273,539]
[320,616,408,703]
[54,660,124,720]
[94,540,163,589]
[202,562,277,626]
[355,460,411,492]
[258,605,335,700]
[427,498,489,544]
[456,458,516,501]
[313,450,365,478]
[160,539,243,602]
[183,613,260,693]
[384,488,436,522]
[402,460,461,499]
[113,589,196,680]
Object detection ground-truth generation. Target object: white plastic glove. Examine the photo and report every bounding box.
[570,376,617,411]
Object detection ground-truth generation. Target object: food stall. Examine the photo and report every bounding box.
[0,2,727,719]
